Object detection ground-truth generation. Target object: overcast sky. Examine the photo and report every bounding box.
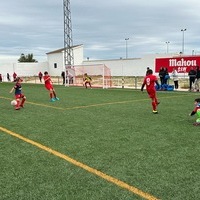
[1,0,200,63]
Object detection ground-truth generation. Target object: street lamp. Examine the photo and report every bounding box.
[192,50,195,55]
[181,28,186,54]
[125,38,129,58]
[165,41,170,54]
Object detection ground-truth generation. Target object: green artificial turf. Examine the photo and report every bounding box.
[0,82,200,200]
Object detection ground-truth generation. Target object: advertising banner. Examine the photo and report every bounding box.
[155,56,200,73]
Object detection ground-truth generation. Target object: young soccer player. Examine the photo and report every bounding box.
[9,77,26,110]
[189,98,200,126]
[83,73,92,89]
[141,69,160,114]
[43,71,59,102]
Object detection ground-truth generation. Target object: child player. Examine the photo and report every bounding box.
[83,73,92,89]
[9,77,26,110]
[141,69,160,114]
[189,98,200,126]
[43,71,59,102]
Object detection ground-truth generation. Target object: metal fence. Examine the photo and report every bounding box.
[2,75,191,90]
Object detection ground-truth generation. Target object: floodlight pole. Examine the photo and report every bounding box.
[166,41,170,54]
[63,0,74,86]
[125,38,129,59]
[181,28,186,54]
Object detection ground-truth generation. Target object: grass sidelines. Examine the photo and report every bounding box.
[1,82,200,199]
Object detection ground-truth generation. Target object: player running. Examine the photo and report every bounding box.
[141,69,160,114]
[43,71,59,102]
[9,77,26,110]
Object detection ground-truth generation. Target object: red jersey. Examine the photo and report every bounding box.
[43,75,52,85]
[43,75,53,90]
[13,72,17,79]
[142,74,157,92]
[39,72,43,77]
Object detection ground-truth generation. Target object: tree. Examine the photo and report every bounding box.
[18,53,38,62]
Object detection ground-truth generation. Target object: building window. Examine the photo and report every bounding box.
[54,63,57,68]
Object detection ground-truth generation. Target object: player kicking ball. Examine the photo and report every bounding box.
[141,69,160,114]
[189,98,200,126]
[9,77,26,110]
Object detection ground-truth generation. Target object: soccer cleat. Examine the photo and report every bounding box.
[157,102,160,105]
[153,110,158,114]
[193,122,200,126]
[55,97,60,100]
[50,98,56,102]
[15,107,20,110]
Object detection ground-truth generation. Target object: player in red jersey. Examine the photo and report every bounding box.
[141,69,160,114]
[9,77,26,110]
[43,71,59,102]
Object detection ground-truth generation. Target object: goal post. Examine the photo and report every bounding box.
[66,64,112,88]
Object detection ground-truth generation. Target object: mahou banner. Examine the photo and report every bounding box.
[155,56,200,73]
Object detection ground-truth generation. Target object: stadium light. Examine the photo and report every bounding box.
[181,29,187,54]
[166,41,170,54]
[125,38,129,59]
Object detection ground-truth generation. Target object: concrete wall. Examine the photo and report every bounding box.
[0,62,15,81]
[83,53,177,77]
[13,62,48,77]
[0,62,48,81]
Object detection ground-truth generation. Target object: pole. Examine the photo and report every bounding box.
[103,65,105,89]
[166,41,170,54]
[181,28,186,54]
[125,38,129,59]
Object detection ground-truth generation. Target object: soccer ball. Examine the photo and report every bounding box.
[11,100,17,106]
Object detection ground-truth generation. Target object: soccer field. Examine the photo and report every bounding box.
[0,82,200,200]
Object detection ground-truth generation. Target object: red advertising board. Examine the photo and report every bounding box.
[155,56,200,73]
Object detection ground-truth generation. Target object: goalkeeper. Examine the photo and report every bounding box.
[84,73,92,89]
[189,98,200,126]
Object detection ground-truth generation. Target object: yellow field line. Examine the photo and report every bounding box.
[62,93,193,110]
[0,93,194,111]
[0,126,160,200]
[69,93,198,110]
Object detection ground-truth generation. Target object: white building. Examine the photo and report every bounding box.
[46,44,84,76]
[46,45,178,77]
[0,44,182,81]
